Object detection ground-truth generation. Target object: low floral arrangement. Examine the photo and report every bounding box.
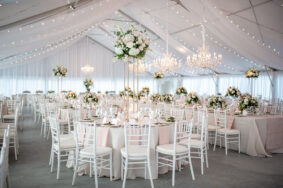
[114,25,150,60]
[83,92,99,104]
[150,94,161,102]
[186,92,200,105]
[153,72,164,79]
[66,91,77,99]
[225,86,241,98]
[208,95,227,109]
[162,94,173,103]
[238,93,258,113]
[245,67,259,78]
[176,86,187,95]
[83,78,93,92]
[48,90,55,94]
[166,116,175,122]
[36,90,43,94]
[53,65,67,77]
[141,87,150,95]
[119,87,133,97]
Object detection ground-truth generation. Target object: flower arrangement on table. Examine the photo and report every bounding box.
[245,67,259,78]
[52,65,67,77]
[36,90,43,94]
[208,95,227,109]
[238,93,258,113]
[83,92,99,104]
[48,90,55,94]
[186,92,200,105]
[114,25,150,60]
[166,116,175,122]
[162,94,173,103]
[150,94,161,103]
[225,86,241,98]
[119,87,133,97]
[83,78,93,92]
[153,72,164,79]
[176,86,187,95]
[66,91,77,99]
[141,87,150,95]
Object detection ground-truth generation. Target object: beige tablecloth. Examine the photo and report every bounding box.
[66,124,175,180]
[208,113,283,157]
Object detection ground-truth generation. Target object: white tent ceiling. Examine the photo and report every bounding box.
[0,0,282,76]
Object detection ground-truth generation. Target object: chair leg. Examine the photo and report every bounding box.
[188,150,195,180]
[205,147,209,168]
[238,134,241,153]
[156,152,159,179]
[90,159,93,177]
[144,161,147,179]
[50,150,54,172]
[110,153,113,181]
[57,153,61,179]
[122,159,128,188]
[72,153,78,185]
[14,140,18,160]
[172,155,176,186]
[49,147,53,166]
[225,135,228,156]
[213,133,217,151]
[121,157,124,180]
[147,157,154,188]
[201,149,204,175]
[94,159,98,188]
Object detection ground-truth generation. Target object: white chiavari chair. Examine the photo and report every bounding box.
[156,120,195,186]
[49,116,76,179]
[213,109,240,155]
[0,126,10,188]
[121,122,154,188]
[72,121,112,187]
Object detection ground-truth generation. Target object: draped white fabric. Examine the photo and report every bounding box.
[0,0,132,69]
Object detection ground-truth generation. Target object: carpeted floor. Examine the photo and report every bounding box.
[8,109,283,188]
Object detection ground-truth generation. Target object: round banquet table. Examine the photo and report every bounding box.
[66,119,176,180]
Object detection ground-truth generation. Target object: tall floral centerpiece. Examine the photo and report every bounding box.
[238,93,258,114]
[66,91,77,100]
[246,67,259,96]
[153,72,164,93]
[53,65,67,93]
[176,86,187,96]
[225,86,241,98]
[150,94,161,103]
[208,95,227,109]
[162,94,173,104]
[186,92,200,106]
[141,87,150,96]
[114,25,150,118]
[83,78,93,92]
[83,92,99,104]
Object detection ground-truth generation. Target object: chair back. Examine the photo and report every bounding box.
[73,121,96,157]
[123,122,151,158]
[49,116,61,148]
[173,120,193,152]
[172,108,184,121]
[214,109,227,131]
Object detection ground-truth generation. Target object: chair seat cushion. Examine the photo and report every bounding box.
[121,147,148,158]
[54,138,76,150]
[59,120,68,125]
[81,145,112,156]
[3,114,15,119]
[156,144,188,155]
[218,128,240,135]
[208,125,217,131]
[190,139,206,148]
[191,133,201,139]
[60,134,73,140]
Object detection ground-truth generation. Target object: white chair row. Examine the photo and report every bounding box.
[0,126,10,188]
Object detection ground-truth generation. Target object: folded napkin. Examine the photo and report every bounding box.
[158,126,170,145]
[97,127,110,147]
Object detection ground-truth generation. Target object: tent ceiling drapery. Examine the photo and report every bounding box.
[0,0,282,76]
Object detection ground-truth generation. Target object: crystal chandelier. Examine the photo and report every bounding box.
[186,0,222,69]
[153,0,181,72]
[81,64,94,73]
[129,60,151,73]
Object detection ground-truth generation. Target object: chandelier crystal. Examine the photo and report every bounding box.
[153,0,181,72]
[186,0,222,69]
[81,64,94,73]
[129,60,152,73]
